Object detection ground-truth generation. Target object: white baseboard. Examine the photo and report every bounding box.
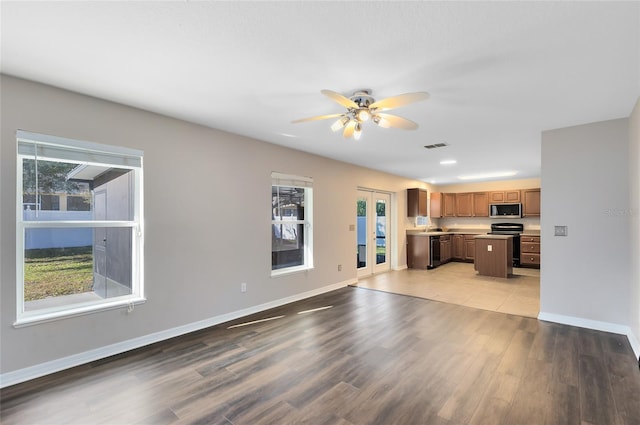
[627,330,640,361]
[538,311,640,360]
[393,265,408,271]
[0,278,356,389]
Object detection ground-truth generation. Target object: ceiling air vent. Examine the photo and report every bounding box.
[424,143,448,149]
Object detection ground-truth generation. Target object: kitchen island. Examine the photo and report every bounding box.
[474,234,513,278]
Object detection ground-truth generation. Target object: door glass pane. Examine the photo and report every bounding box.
[376,199,386,264]
[357,197,367,269]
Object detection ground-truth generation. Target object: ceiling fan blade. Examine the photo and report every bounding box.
[343,120,356,138]
[291,113,345,124]
[373,113,419,130]
[369,92,430,111]
[321,89,359,109]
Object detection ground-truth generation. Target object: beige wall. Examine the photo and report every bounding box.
[434,178,541,193]
[0,75,427,378]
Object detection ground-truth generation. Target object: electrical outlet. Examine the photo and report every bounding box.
[241,282,247,293]
[487,245,492,252]
[338,264,342,271]
[554,225,568,236]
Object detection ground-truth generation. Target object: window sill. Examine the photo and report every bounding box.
[270,266,314,278]
[14,297,146,328]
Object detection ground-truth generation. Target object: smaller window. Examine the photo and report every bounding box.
[271,173,313,276]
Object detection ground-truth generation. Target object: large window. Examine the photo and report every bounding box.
[16,131,144,325]
[271,173,313,276]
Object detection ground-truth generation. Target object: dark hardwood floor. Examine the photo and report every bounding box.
[2,287,639,425]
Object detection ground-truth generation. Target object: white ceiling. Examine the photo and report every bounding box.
[2,1,639,184]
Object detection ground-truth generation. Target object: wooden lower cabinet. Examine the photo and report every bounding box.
[464,235,476,261]
[520,235,540,268]
[440,235,452,263]
[453,234,475,262]
[475,237,513,278]
[453,235,465,259]
[447,234,477,262]
[407,235,430,269]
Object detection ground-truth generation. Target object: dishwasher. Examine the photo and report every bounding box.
[428,235,441,268]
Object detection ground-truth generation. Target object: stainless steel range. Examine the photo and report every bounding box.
[488,223,524,267]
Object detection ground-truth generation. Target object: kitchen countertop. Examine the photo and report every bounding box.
[474,234,513,240]
[406,229,486,236]
[406,228,540,236]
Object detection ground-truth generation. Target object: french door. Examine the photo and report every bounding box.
[357,190,391,277]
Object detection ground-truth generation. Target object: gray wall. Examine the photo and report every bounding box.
[2,75,638,382]
[0,75,429,377]
[540,118,632,326]
[630,98,640,348]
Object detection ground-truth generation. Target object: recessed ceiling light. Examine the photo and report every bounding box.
[458,171,517,180]
[440,159,457,165]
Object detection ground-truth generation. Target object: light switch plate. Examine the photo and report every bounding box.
[487,245,492,252]
[554,225,568,236]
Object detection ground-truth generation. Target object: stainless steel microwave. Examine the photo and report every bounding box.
[489,203,522,218]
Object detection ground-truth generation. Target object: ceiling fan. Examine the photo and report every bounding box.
[292,89,429,140]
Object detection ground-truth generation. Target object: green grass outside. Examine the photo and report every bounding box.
[24,246,93,301]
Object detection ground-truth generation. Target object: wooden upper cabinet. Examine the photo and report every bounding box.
[430,188,538,218]
[430,192,442,217]
[472,192,489,217]
[522,188,541,217]
[489,190,521,203]
[455,193,473,217]
[443,193,456,217]
[407,188,428,217]
[505,190,521,203]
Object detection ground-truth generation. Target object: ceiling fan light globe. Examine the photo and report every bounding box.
[353,123,362,140]
[373,115,391,128]
[357,109,370,122]
[331,116,349,132]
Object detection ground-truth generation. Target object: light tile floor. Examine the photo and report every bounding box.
[353,262,540,318]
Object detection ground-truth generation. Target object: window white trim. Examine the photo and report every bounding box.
[271,172,313,276]
[15,131,144,326]
[271,172,313,188]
